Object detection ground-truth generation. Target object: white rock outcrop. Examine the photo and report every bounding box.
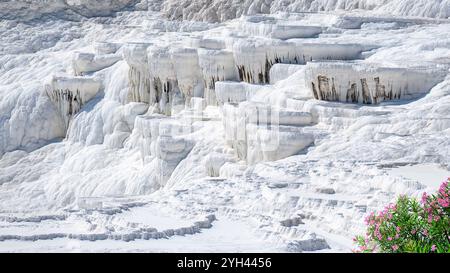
[305,62,447,104]
[0,0,142,20]
[223,102,314,164]
[198,49,239,105]
[162,0,450,22]
[44,75,101,130]
[72,52,122,76]
[123,43,152,104]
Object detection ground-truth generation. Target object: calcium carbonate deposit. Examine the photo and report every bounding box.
[0,0,449,252]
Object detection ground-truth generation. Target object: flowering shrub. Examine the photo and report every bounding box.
[354,178,450,253]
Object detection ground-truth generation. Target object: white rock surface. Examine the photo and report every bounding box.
[44,75,102,130]
[0,0,141,20]
[162,0,450,22]
[305,61,447,104]
[0,0,449,253]
[72,52,122,76]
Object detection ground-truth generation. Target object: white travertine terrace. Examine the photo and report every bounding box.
[170,47,204,103]
[1,1,449,252]
[239,17,323,39]
[122,43,153,104]
[147,46,181,115]
[215,81,268,105]
[162,0,450,22]
[72,52,122,76]
[232,38,300,84]
[44,75,101,130]
[223,101,315,164]
[305,62,447,104]
[119,33,367,110]
[198,49,239,105]
[269,63,305,84]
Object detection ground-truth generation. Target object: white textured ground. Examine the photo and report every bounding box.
[0,1,449,252]
[162,0,450,22]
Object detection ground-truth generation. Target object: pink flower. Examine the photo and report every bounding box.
[365,212,375,225]
[392,245,399,251]
[439,183,447,195]
[423,230,429,237]
[421,192,428,204]
[437,198,449,208]
[411,229,416,235]
[387,237,393,241]
[431,245,436,252]
[396,226,401,233]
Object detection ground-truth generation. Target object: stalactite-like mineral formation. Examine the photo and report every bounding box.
[306,62,446,104]
[44,75,101,131]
